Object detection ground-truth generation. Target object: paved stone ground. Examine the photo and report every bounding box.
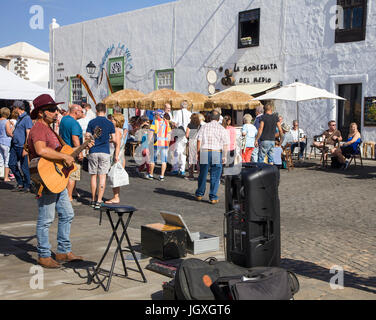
[0,157,375,299]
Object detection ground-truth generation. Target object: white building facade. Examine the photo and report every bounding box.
[0,42,50,89]
[50,0,376,141]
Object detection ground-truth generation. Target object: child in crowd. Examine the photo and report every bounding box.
[135,117,151,177]
[273,139,283,169]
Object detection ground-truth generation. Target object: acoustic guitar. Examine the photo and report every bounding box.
[30,127,102,194]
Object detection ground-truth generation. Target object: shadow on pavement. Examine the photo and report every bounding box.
[307,162,376,180]
[0,182,16,190]
[0,234,37,264]
[281,258,376,294]
[154,188,197,201]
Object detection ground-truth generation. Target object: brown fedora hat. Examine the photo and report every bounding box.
[31,94,64,120]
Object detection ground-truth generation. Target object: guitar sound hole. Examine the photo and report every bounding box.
[62,166,74,178]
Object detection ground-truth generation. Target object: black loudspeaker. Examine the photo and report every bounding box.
[225,163,281,268]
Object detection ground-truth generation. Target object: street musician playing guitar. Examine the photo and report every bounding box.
[27,94,96,269]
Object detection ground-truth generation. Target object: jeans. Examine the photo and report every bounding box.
[258,140,275,164]
[195,151,222,201]
[251,146,259,162]
[8,145,30,188]
[291,142,306,158]
[36,189,74,258]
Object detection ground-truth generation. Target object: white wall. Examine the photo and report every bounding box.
[7,56,49,89]
[51,0,376,141]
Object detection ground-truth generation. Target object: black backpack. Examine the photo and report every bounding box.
[174,258,299,300]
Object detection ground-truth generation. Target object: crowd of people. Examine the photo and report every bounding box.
[0,98,363,204]
[0,94,364,268]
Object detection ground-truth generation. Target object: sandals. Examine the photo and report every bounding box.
[105,200,120,204]
[94,201,103,210]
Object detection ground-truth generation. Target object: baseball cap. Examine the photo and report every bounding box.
[13,100,24,109]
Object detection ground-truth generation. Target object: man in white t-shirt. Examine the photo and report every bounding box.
[171,100,192,175]
[78,103,96,134]
[289,120,306,160]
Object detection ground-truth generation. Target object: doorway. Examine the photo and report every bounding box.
[337,83,362,138]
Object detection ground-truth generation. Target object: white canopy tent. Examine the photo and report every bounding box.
[0,65,54,100]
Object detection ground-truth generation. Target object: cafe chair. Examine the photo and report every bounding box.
[346,140,363,169]
[309,135,323,159]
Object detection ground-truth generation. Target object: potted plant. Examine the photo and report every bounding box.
[241,37,252,46]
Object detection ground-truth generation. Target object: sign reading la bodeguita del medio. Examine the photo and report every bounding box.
[234,63,278,84]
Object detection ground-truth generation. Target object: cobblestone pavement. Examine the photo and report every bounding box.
[0,157,375,298]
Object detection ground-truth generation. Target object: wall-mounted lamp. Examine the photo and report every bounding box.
[86,61,99,83]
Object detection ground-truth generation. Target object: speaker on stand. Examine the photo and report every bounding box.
[224,163,281,268]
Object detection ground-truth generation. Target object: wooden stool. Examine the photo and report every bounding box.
[129,142,139,158]
[362,141,375,159]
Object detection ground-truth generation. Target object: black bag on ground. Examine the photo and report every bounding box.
[174,258,299,300]
[331,156,342,169]
[212,267,300,300]
[174,258,248,300]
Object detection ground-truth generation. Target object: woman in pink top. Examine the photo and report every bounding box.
[222,115,236,166]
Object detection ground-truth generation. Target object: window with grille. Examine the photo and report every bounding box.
[155,69,174,90]
[70,77,83,105]
[335,0,367,43]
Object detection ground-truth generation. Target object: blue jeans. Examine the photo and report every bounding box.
[291,142,306,158]
[195,151,222,201]
[8,146,30,188]
[251,146,259,162]
[258,140,275,164]
[36,189,74,258]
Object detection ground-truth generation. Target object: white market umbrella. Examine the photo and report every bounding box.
[253,82,346,158]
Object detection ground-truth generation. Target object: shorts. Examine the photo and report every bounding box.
[88,153,111,175]
[70,163,81,181]
[151,146,168,164]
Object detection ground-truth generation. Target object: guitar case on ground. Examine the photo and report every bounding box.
[171,257,299,300]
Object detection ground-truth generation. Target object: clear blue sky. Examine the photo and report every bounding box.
[0,0,176,53]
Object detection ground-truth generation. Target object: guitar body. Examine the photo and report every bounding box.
[29,126,102,195]
[37,145,78,194]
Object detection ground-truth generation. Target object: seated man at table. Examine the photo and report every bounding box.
[312,120,342,152]
[289,120,306,160]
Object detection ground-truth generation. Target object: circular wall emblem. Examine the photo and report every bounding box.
[206,70,218,84]
[208,84,216,95]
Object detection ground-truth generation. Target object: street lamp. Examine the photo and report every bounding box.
[86,61,99,83]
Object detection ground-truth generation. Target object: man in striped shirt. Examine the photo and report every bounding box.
[195,110,229,204]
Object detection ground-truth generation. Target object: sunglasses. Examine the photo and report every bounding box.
[43,106,59,113]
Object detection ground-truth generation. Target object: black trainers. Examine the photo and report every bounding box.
[12,186,23,192]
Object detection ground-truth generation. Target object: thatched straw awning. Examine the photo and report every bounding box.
[137,88,190,110]
[182,92,209,112]
[102,89,145,109]
[204,91,263,110]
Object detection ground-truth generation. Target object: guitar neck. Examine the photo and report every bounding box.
[71,139,91,159]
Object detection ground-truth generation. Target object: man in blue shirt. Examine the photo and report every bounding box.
[8,100,33,192]
[86,103,118,209]
[59,104,84,205]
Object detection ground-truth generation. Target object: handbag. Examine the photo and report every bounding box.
[107,162,129,188]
